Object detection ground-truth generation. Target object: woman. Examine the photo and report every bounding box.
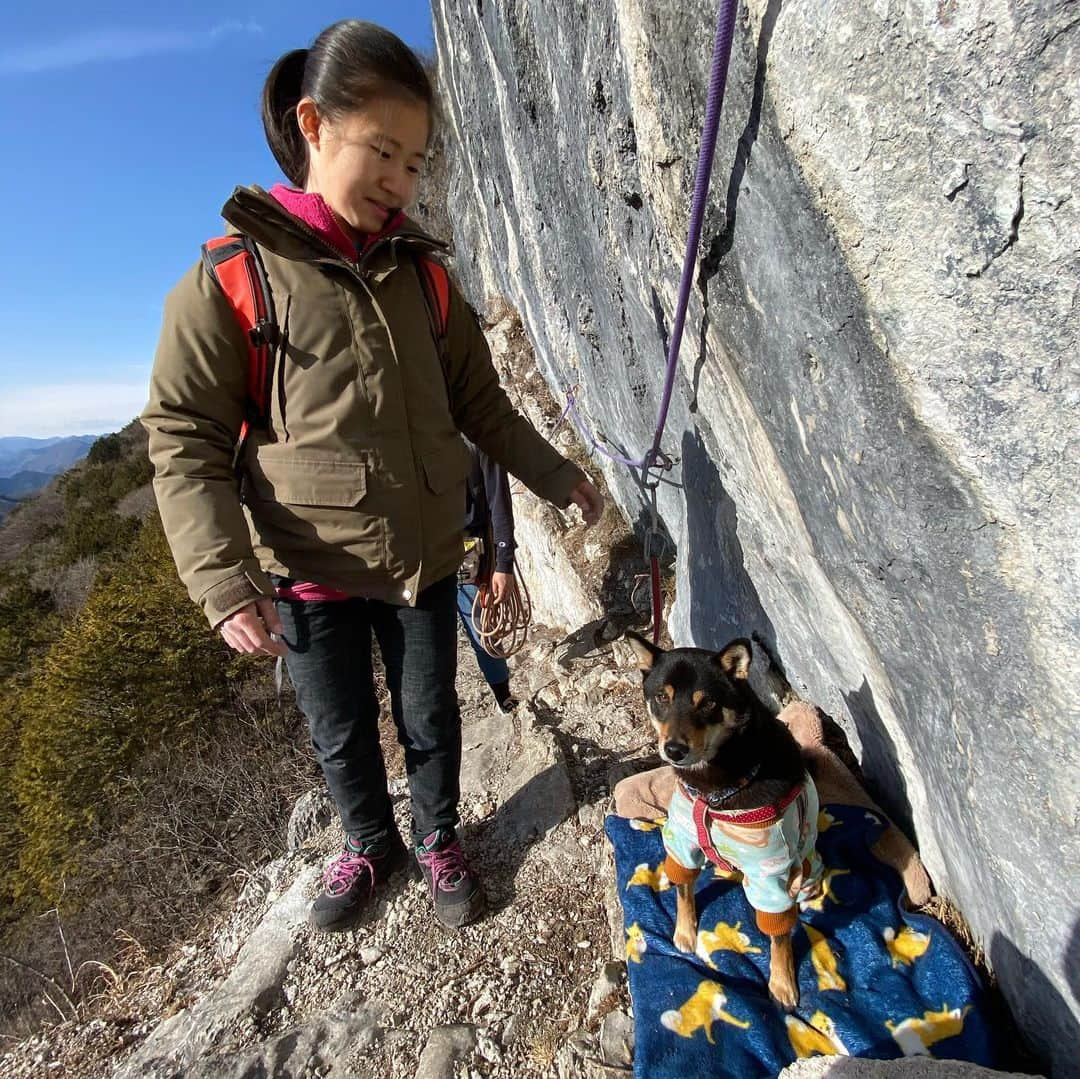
[143,20,602,932]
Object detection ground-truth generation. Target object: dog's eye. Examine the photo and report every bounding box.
[695,697,715,712]
[653,692,669,706]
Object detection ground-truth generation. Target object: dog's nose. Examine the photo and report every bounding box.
[664,740,689,763]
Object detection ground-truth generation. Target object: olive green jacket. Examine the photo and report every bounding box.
[143,186,584,627]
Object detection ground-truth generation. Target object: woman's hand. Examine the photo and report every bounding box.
[568,479,604,527]
[218,597,288,656]
[488,571,513,606]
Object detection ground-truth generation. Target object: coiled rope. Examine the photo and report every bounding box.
[471,561,533,659]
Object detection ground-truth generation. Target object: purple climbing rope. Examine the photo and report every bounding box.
[568,0,740,483]
[562,0,740,643]
[565,390,644,470]
[647,0,739,469]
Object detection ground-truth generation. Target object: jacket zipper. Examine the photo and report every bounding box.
[273,295,292,442]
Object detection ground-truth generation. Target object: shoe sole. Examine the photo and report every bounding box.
[432,889,487,930]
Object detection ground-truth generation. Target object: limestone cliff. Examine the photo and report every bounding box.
[433,0,1079,1068]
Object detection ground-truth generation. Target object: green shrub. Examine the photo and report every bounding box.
[49,505,141,567]
[8,517,230,905]
[85,433,124,467]
[0,571,57,681]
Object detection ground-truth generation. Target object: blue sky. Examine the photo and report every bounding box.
[0,2,435,438]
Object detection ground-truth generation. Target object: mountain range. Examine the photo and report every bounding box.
[0,435,97,479]
[0,435,98,520]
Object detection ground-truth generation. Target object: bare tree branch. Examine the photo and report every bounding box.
[0,953,78,1021]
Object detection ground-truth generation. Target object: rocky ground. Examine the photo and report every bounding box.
[2,616,1023,1079]
[0,311,1026,1079]
[2,619,658,1079]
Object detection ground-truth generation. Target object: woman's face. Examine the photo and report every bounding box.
[298,96,430,236]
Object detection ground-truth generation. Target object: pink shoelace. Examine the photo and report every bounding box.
[322,850,376,898]
[417,841,469,896]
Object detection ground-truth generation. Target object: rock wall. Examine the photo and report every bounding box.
[433,0,1079,1068]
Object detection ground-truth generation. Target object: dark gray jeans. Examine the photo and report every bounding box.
[273,574,461,846]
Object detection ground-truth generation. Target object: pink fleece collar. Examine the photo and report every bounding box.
[268,183,405,260]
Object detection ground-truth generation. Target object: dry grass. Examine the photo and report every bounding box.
[115,484,157,522]
[0,674,314,1040]
[36,556,98,617]
[0,485,65,567]
[524,1021,562,1069]
[919,895,985,973]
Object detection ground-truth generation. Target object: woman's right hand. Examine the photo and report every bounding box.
[569,479,604,527]
[218,597,288,656]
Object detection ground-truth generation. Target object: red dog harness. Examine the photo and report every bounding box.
[686,781,805,872]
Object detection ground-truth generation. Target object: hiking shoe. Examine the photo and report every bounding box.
[491,680,518,715]
[310,836,409,932]
[415,828,485,928]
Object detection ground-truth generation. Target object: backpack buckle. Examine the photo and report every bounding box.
[249,319,279,348]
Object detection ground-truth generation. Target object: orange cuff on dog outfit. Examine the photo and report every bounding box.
[663,855,700,886]
[754,905,797,935]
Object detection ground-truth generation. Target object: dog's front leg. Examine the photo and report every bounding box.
[673,878,699,953]
[768,931,799,1010]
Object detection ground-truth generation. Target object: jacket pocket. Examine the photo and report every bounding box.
[248,451,367,507]
[421,441,469,495]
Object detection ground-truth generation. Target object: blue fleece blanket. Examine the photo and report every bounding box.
[606,804,998,1078]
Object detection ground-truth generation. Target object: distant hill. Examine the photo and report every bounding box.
[0,436,98,518]
[0,435,97,480]
[0,470,55,500]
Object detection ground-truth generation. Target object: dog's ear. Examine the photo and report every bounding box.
[624,630,664,671]
[714,639,752,681]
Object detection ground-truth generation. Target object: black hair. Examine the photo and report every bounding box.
[261,20,435,187]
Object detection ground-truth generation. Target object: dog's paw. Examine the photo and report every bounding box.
[768,975,799,1012]
[673,926,697,954]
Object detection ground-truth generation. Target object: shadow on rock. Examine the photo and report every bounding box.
[681,427,777,652]
[843,677,916,844]
[989,928,1079,1075]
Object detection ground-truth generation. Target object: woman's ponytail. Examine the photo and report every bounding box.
[261,48,310,187]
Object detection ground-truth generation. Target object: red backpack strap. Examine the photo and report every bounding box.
[201,235,278,463]
[417,255,451,344]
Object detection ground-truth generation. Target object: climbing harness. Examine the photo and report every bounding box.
[562,0,739,644]
[471,562,533,659]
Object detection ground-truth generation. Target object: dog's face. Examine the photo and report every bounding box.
[624,633,754,769]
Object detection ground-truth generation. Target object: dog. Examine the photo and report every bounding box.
[624,631,825,1009]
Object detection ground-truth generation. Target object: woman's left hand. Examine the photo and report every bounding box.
[489,571,513,605]
[569,479,604,527]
